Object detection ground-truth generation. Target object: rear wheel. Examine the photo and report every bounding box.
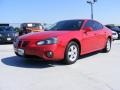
[103,38,111,52]
[63,41,79,65]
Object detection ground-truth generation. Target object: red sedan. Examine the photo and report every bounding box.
[14,19,112,64]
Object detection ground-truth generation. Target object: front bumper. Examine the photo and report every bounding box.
[14,42,65,61]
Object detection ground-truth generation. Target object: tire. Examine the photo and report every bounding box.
[15,52,21,56]
[15,52,28,57]
[103,38,111,53]
[63,41,79,65]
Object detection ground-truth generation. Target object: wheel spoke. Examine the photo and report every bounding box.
[107,40,111,51]
[68,51,72,56]
[73,48,77,52]
[68,45,78,62]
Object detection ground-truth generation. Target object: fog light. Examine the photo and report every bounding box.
[46,51,53,58]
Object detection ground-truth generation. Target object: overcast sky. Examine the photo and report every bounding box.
[0,0,120,24]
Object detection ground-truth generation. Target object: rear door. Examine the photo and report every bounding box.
[92,21,106,49]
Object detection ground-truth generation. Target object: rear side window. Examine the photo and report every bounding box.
[94,21,103,30]
[84,20,103,31]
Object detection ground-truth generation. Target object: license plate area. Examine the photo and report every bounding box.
[7,38,11,41]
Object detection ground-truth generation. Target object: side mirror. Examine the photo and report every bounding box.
[84,27,93,33]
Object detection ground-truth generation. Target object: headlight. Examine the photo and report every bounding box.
[37,37,58,45]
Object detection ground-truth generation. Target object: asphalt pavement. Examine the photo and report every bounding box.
[0,40,120,90]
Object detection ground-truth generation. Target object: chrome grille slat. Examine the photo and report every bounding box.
[18,40,29,48]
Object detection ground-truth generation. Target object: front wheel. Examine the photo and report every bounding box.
[103,38,111,53]
[63,41,79,65]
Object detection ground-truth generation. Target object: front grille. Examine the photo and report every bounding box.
[22,41,29,47]
[18,40,29,48]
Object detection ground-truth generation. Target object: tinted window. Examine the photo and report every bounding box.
[111,26,120,31]
[105,25,112,29]
[0,24,9,27]
[84,20,103,31]
[21,23,41,28]
[0,27,14,32]
[0,27,4,31]
[106,25,120,31]
[5,27,14,31]
[84,20,94,30]
[48,20,84,31]
[32,23,41,28]
[94,21,103,30]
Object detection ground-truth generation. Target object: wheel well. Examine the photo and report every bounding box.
[69,39,81,53]
[108,36,112,41]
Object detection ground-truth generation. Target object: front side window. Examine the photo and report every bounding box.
[48,20,84,31]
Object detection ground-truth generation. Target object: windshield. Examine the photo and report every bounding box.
[21,23,41,28]
[0,27,14,32]
[6,27,14,31]
[48,20,84,31]
[0,24,9,27]
[111,26,120,31]
[0,27,6,31]
[32,23,41,28]
[106,25,120,31]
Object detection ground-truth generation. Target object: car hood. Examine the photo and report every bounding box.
[19,31,70,40]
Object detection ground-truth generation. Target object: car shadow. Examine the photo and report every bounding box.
[1,51,102,69]
[79,51,101,60]
[1,56,62,69]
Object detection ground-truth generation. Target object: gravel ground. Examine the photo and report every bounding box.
[0,40,120,90]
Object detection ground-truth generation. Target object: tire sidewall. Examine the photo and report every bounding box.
[64,41,79,64]
[104,38,111,52]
